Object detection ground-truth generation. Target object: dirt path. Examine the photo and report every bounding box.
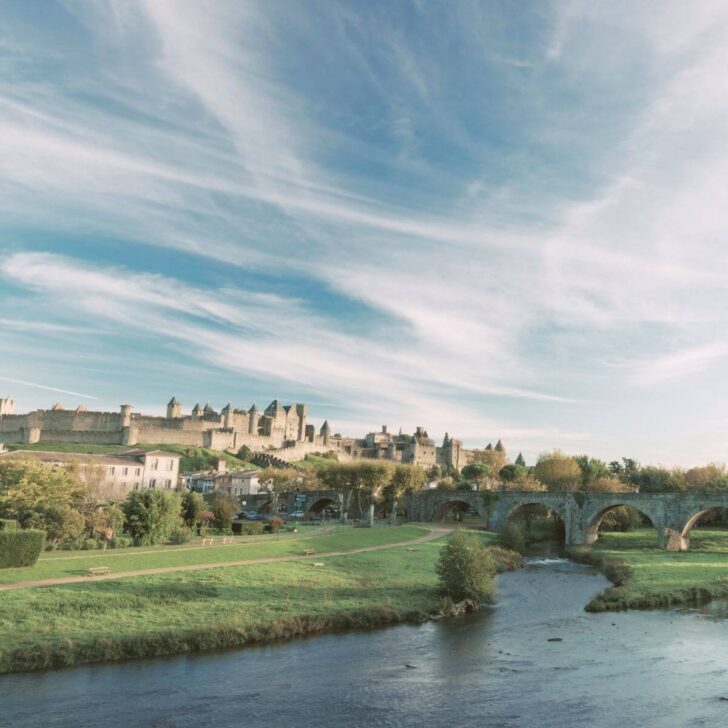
[0,527,452,591]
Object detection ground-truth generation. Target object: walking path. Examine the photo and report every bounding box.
[0,527,451,591]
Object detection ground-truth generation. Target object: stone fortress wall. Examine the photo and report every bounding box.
[0,395,479,471]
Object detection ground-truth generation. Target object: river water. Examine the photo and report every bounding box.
[3,559,728,728]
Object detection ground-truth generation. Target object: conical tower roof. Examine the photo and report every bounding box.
[168,396,180,406]
[495,439,505,452]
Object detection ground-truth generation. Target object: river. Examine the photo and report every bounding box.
[2,559,728,727]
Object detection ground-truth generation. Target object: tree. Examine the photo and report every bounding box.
[181,491,206,528]
[498,463,529,484]
[123,490,182,545]
[258,468,300,516]
[470,447,507,475]
[436,477,455,491]
[317,463,359,522]
[684,464,728,492]
[207,492,237,531]
[583,475,633,493]
[573,455,610,487]
[383,464,426,523]
[426,465,442,481]
[533,450,582,492]
[461,463,491,491]
[0,458,87,546]
[353,462,392,526]
[436,530,496,605]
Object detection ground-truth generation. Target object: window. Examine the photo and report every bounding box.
[109,466,115,475]
[149,479,156,488]
[151,459,159,470]
[165,479,172,488]
[133,483,140,490]
[123,467,128,476]
[166,460,174,471]
[135,468,141,476]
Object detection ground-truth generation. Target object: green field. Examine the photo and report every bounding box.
[577,528,728,611]
[0,526,512,674]
[0,525,430,584]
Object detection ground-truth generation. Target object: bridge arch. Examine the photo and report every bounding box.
[306,496,338,517]
[434,498,482,522]
[503,500,568,527]
[583,503,658,546]
[680,507,726,548]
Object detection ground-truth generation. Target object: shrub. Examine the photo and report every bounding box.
[110,536,132,549]
[233,521,264,536]
[168,527,193,545]
[500,522,527,554]
[267,517,284,533]
[123,490,182,546]
[0,529,46,568]
[436,530,496,605]
[0,519,18,531]
[81,538,100,550]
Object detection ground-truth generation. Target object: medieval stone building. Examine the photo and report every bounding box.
[0,397,314,451]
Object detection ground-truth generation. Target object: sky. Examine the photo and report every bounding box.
[2,1,728,466]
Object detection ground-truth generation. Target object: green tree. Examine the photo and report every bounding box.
[436,530,496,605]
[206,492,237,531]
[383,464,426,523]
[0,458,86,546]
[573,455,610,487]
[461,463,491,491]
[533,450,582,492]
[356,462,393,525]
[123,490,182,545]
[258,468,300,516]
[181,491,206,528]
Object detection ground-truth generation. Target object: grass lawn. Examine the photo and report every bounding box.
[0,525,431,584]
[578,527,728,611]
[0,528,506,674]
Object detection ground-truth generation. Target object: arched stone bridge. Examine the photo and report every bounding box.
[404,489,728,551]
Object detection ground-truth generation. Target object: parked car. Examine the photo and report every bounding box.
[287,510,306,520]
[240,511,264,521]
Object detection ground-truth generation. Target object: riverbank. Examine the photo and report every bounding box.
[569,528,728,611]
[0,526,518,675]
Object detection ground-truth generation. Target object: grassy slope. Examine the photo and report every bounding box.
[577,528,728,611]
[4,442,260,472]
[0,526,430,584]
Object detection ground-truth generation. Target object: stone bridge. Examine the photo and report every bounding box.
[404,489,728,551]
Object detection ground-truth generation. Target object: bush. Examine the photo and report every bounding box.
[436,530,496,605]
[110,536,132,549]
[0,529,46,568]
[233,521,264,536]
[267,517,284,533]
[500,522,527,554]
[81,538,100,550]
[0,519,18,531]
[168,527,193,545]
[123,490,182,546]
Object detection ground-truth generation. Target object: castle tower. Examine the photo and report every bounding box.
[295,403,308,441]
[0,395,15,416]
[495,439,506,453]
[320,419,331,446]
[221,403,233,428]
[248,403,260,435]
[120,404,133,428]
[191,403,202,419]
[167,396,182,419]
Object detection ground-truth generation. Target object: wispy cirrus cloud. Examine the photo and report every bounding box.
[3,1,728,462]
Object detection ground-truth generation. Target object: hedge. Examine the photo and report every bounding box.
[0,519,18,531]
[0,530,46,568]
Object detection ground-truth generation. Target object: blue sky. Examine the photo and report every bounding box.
[2,1,728,466]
